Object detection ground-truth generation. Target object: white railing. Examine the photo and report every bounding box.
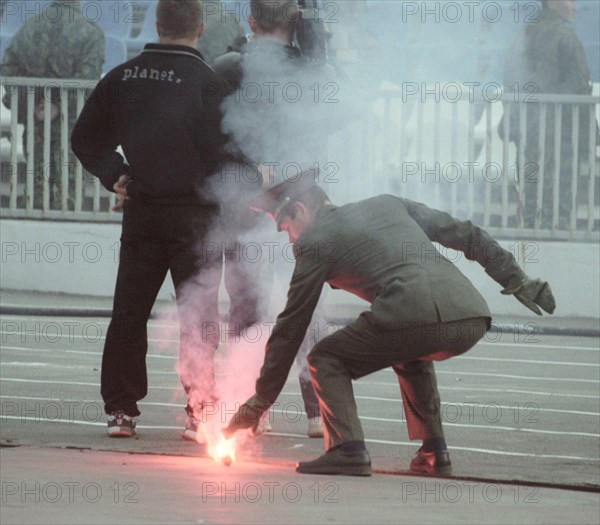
[0,76,121,221]
[327,87,600,241]
[1,76,599,240]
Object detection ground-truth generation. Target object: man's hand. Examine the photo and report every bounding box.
[112,175,131,211]
[501,278,556,315]
[222,394,271,438]
[257,164,276,187]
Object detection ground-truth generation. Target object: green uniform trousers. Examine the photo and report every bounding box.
[307,315,489,450]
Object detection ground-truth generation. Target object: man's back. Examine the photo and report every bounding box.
[197,1,245,65]
[294,195,528,328]
[216,37,338,175]
[213,37,304,90]
[72,44,228,200]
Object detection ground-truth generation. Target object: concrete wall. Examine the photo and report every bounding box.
[1,219,599,319]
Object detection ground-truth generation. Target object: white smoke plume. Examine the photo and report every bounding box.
[160,4,382,448]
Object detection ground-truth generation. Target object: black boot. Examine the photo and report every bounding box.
[296,448,372,476]
[410,447,452,476]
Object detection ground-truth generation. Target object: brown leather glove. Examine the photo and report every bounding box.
[501,278,556,316]
[222,394,271,438]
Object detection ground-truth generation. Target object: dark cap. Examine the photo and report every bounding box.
[249,168,319,221]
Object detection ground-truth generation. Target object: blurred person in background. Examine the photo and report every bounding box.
[197,0,246,65]
[1,0,104,210]
[501,0,598,229]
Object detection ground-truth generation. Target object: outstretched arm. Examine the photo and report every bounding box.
[223,241,330,437]
[403,198,555,315]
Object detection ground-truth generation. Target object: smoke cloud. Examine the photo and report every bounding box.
[168,0,555,444]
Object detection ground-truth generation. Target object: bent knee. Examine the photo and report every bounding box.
[306,338,339,371]
[424,350,457,361]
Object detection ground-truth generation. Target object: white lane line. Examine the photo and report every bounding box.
[0,396,187,414]
[478,341,600,352]
[2,359,598,395]
[0,392,600,437]
[3,381,594,419]
[386,370,600,383]
[271,407,600,438]
[0,396,191,415]
[4,387,597,429]
[361,438,600,462]
[357,378,600,390]
[285,384,600,404]
[286,384,600,400]
[3,393,598,436]
[2,371,599,403]
[0,415,107,427]
[2,402,597,440]
[0,331,179,346]
[2,328,600,352]
[0,346,177,360]
[275,392,600,416]
[456,356,600,367]
[0,414,596,463]
[1,395,63,402]
[0,317,178,329]
[359,416,600,439]
[447,423,598,438]
[0,362,97,370]
[0,377,175,390]
[437,445,600,461]
[5,343,598,368]
[354,403,599,417]
[433,386,600,399]
[0,396,191,414]
[0,415,183,431]
[332,385,600,399]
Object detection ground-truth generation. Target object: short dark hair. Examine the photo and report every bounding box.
[250,0,299,33]
[278,185,330,222]
[157,0,203,39]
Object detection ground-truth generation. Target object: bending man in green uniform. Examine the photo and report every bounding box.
[223,173,556,476]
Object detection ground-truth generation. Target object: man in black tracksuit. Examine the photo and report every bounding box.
[501,0,597,229]
[71,0,232,439]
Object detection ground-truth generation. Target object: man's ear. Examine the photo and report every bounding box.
[197,22,205,39]
[155,21,162,38]
[249,14,259,34]
[294,201,310,218]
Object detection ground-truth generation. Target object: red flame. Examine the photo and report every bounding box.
[208,436,236,466]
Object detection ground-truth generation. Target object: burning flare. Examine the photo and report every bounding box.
[208,435,236,466]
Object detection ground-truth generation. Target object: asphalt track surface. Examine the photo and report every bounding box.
[0,311,599,524]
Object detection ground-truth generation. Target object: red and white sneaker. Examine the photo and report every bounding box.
[181,415,207,444]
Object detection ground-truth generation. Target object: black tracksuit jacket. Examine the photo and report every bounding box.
[72,43,229,204]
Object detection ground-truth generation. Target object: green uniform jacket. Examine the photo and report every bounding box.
[1,0,104,122]
[501,8,595,150]
[1,0,104,80]
[256,195,527,403]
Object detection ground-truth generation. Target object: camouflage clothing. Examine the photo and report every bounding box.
[196,1,246,66]
[501,7,596,229]
[1,0,104,210]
